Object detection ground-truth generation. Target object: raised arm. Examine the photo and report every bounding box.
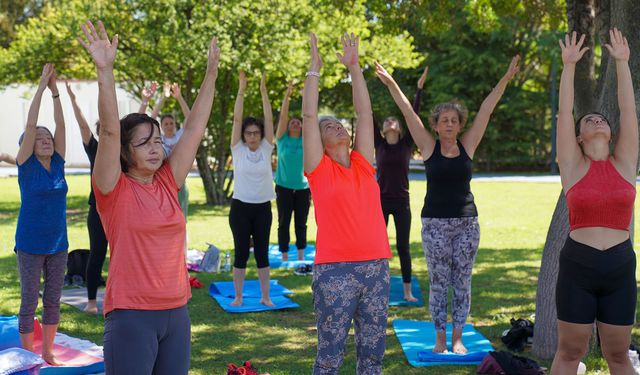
[171,83,191,119]
[137,81,157,114]
[230,70,247,147]
[150,82,169,119]
[169,37,219,186]
[260,73,274,144]
[78,20,121,194]
[337,33,374,164]
[48,69,66,159]
[556,32,589,176]
[413,65,428,114]
[276,81,294,139]
[0,152,16,165]
[375,62,435,158]
[65,81,92,145]
[302,32,324,173]
[460,55,519,158]
[16,64,53,165]
[606,28,638,178]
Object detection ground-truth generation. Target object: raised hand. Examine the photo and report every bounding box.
[603,28,629,62]
[141,81,158,101]
[309,32,322,72]
[502,55,520,81]
[238,70,247,93]
[163,82,171,98]
[286,80,294,97]
[260,72,268,95]
[417,65,429,89]
[170,83,181,98]
[47,66,59,94]
[207,37,220,76]
[374,62,395,86]
[38,63,54,91]
[336,32,359,68]
[78,20,118,70]
[65,81,76,100]
[559,31,588,66]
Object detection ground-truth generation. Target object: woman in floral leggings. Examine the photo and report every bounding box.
[302,32,392,375]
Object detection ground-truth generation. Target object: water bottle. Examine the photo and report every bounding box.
[223,251,231,272]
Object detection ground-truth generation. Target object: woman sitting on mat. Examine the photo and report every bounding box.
[303,32,391,374]
[551,29,637,375]
[274,81,310,262]
[373,64,428,303]
[375,55,519,354]
[78,20,219,374]
[65,81,108,315]
[15,63,67,365]
[229,71,275,307]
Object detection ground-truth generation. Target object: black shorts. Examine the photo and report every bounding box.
[556,236,636,325]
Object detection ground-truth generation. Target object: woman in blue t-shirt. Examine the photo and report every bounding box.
[14,63,68,365]
[273,81,311,262]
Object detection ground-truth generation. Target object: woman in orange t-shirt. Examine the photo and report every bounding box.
[78,20,220,375]
[302,32,392,375]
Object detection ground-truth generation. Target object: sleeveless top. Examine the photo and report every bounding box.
[422,140,477,218]
[566,159,635,231]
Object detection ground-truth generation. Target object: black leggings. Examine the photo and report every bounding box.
[229,199,272,269]
[381,199,412,283]
[275,185,311,252]
[86,204,108,300]
[556,236,636,325]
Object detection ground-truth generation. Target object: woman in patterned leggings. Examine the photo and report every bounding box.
[303,33,392,375]
[376,57,519,354]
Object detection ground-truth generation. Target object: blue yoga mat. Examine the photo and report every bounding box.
[389,276,424,307]
[268,244,315,268]
[393,320,493,367]
[209,280,299,313]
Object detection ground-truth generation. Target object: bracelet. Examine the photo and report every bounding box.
[52,94,60,99]
[306,71,320,78]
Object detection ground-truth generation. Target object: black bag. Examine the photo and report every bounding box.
[501,318,534,352]
[477,351,544,375]
[65,249,89,287]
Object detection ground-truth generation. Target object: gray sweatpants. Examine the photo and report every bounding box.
[16,250,68,333]
[104,305,191,375]
[312,259,390,375]
[421,217,480,332]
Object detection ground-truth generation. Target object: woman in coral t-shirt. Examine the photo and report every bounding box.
[78,20,219,374]
[302,32,392,375]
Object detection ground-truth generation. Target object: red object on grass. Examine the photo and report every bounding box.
[189,276,203,289]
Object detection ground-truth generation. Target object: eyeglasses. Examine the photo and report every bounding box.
[243,130,261,137]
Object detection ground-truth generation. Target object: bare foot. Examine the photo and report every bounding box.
[260,298,275,307]
[42,352,62,366]
[297,249,305,260]
[452,339,467,354]
[433,331,448,353]
[403,293,418,303]
[282,253,289,261]
[84,300,99,314]
[230,298,243,306]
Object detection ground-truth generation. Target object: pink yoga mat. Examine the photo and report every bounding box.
[32,319,103,368]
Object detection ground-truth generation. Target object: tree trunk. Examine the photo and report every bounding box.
[533,0,640,360]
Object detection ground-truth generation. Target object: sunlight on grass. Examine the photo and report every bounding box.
[1,174,640,373]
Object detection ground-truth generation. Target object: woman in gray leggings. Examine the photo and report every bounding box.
[14,63,68,365]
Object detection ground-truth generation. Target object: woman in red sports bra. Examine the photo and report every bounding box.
[552,29,638,375]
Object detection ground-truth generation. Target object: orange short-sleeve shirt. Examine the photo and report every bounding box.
[94,162,190,315]
[305,151,391,264]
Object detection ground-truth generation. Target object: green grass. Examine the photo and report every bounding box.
[1,175,639,374]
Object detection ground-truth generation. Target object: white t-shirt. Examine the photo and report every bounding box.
[162,128,184,157]
[231,139,275,203]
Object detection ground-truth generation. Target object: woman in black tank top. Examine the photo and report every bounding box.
[376,57,519,354]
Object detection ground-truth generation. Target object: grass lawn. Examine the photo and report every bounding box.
[1,175,640,374]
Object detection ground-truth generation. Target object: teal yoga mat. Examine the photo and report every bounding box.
[389,276,424,307]
[209,280,299,313]
[393,319,493,367]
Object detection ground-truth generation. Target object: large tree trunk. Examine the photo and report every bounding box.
[533,0,640,360]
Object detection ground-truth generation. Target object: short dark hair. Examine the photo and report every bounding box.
[574,111,610,137]
[160,114,174,123]
[241,117,264,143]
[119,113,160,172]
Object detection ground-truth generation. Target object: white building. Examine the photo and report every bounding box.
[0,81,140,167]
